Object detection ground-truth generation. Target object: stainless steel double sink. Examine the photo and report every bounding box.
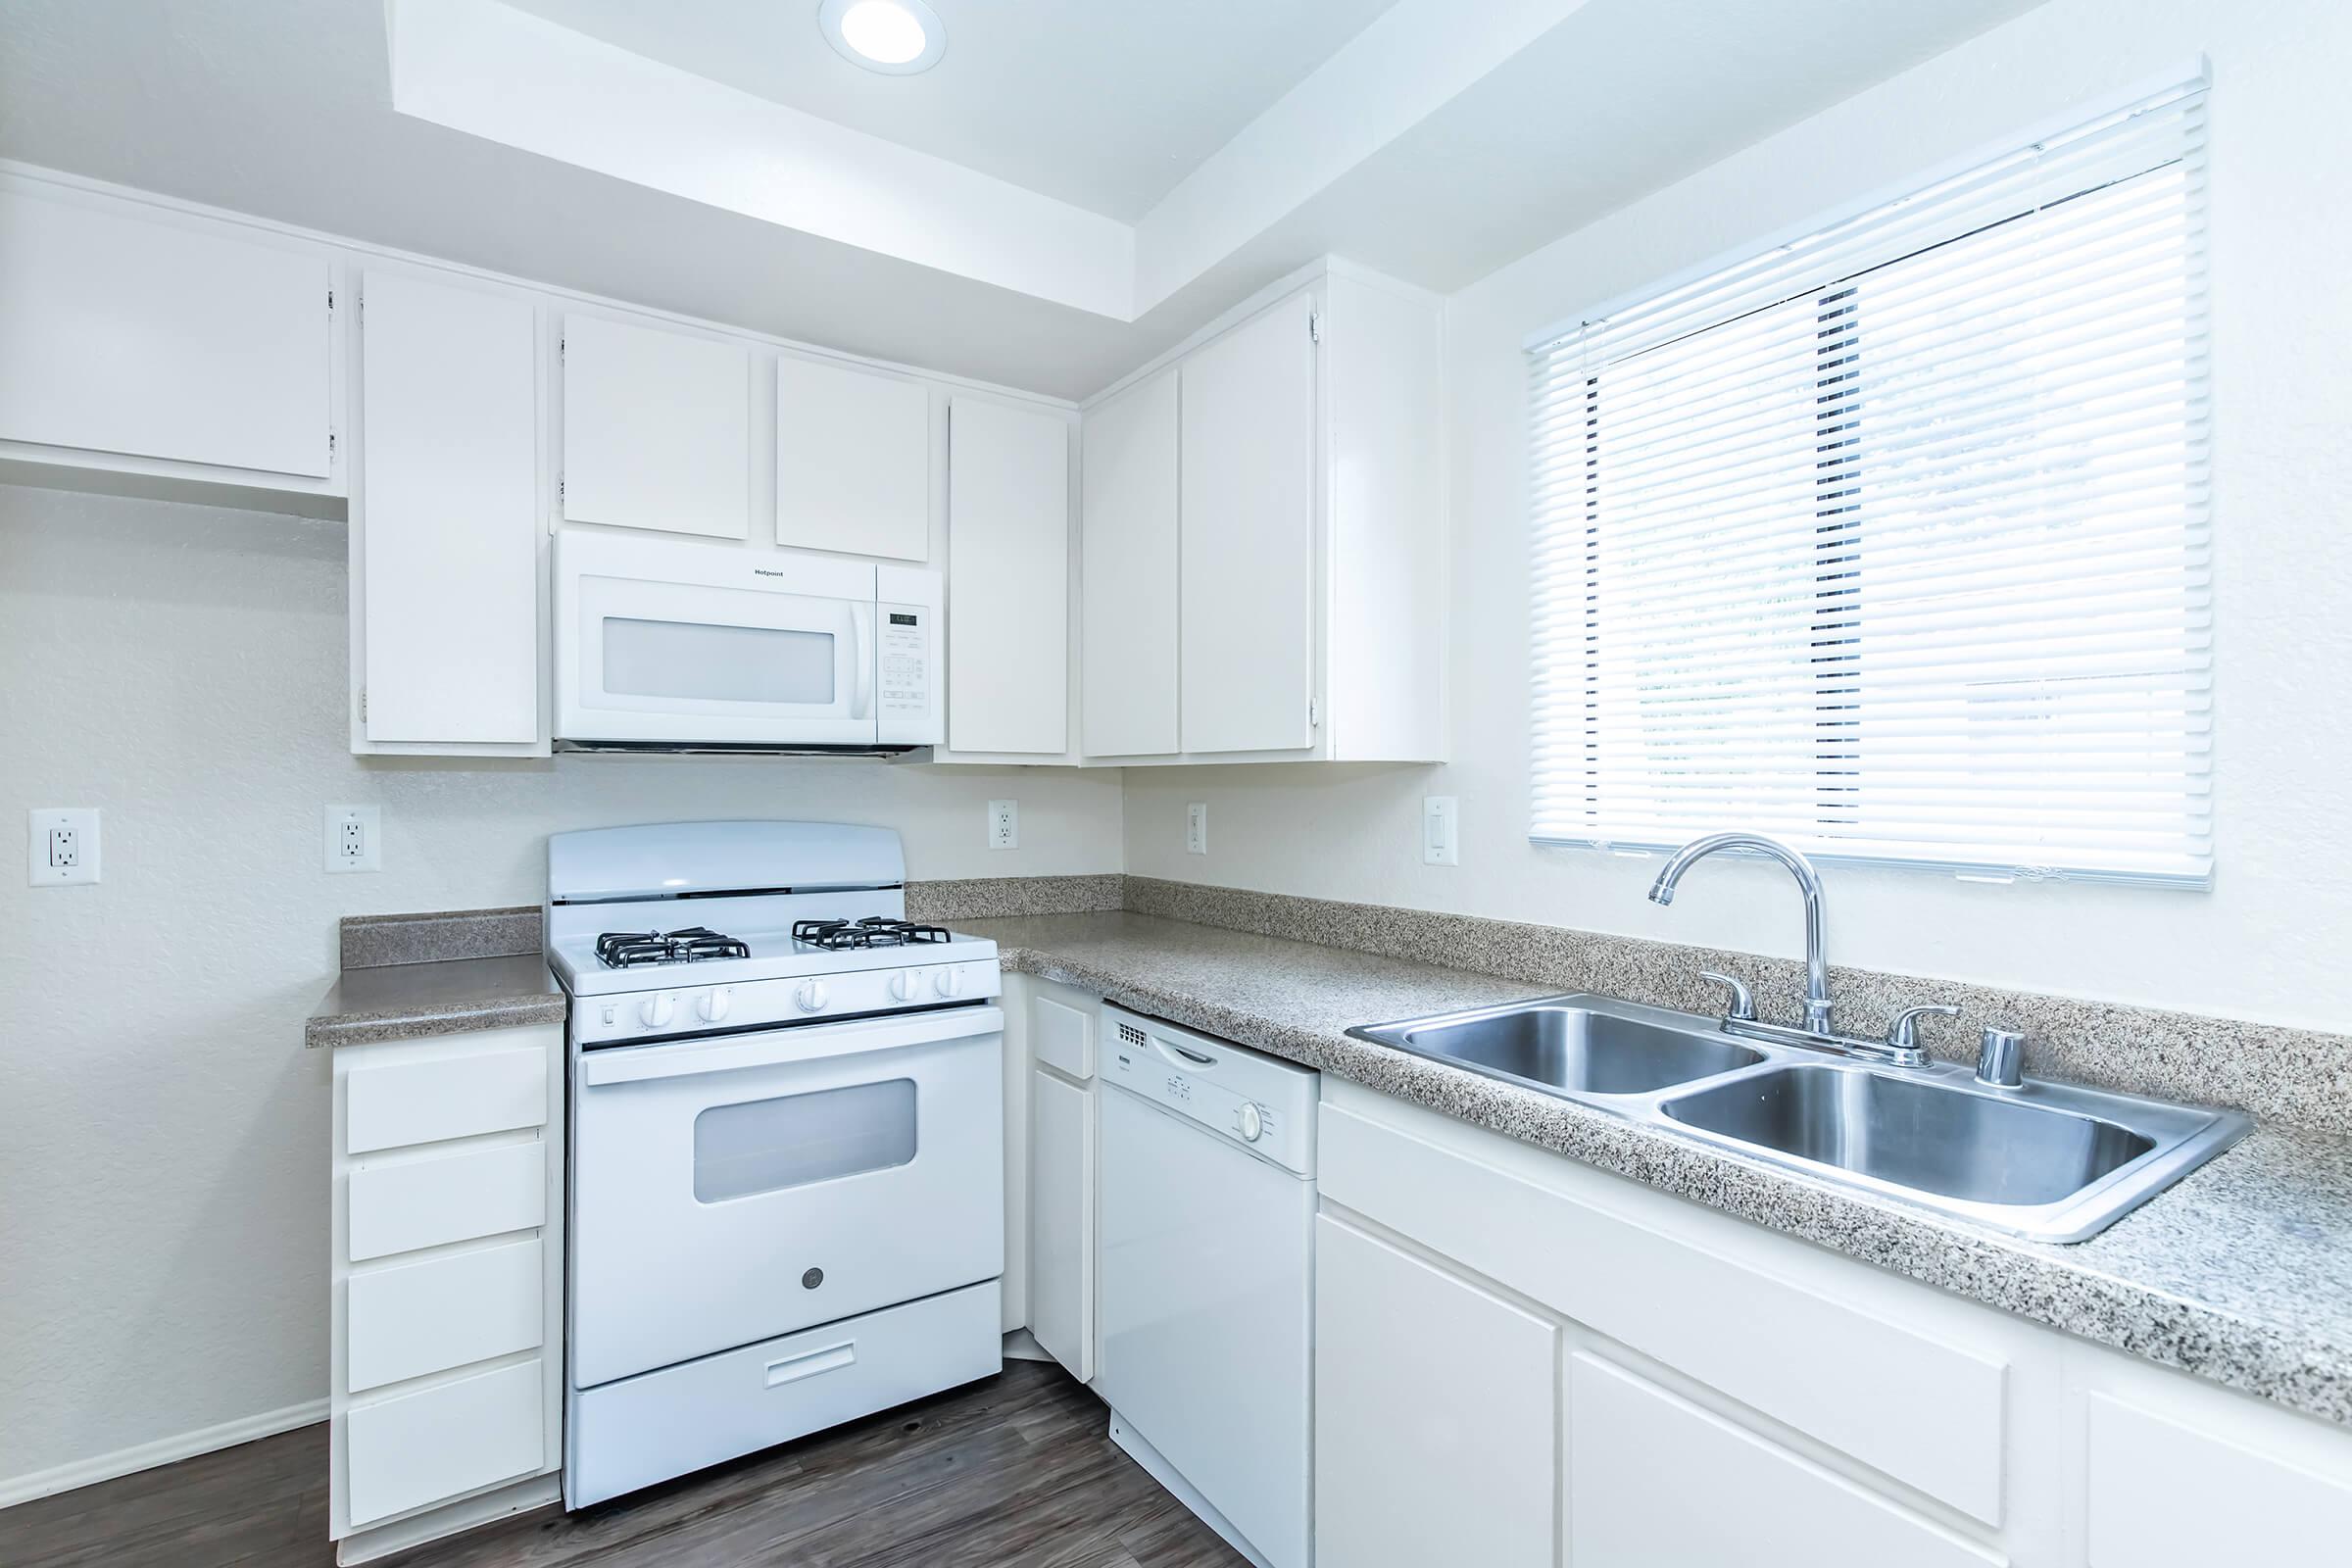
[1347,994,2250,1242]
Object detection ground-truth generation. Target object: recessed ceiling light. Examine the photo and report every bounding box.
[819,0,946,75]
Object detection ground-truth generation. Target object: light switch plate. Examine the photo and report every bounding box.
[1186,802,1208,856]
[325,805,382,873]
[28,808,100,886]
[988,799,1018,851]
[1423,796,1459,865]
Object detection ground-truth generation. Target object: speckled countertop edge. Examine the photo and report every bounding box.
[305,953,567,1049]
[962,910,2352,1430]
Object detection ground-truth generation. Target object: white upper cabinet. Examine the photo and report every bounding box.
[355,270,542,751]
[1078,368,1180,758]
[0,185,335,484]
[775,356,932,562]
[947,398,1070,755]
[561,314,751,539]
[1071,266,1446,767]
[1179,292,1319,756]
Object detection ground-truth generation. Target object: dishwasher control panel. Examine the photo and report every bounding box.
[1102,1004,1317,1176]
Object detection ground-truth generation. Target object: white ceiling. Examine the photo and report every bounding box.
[0,0,2050,399]
[499,0,1401,221]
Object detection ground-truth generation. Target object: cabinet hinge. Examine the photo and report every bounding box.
[359,688,368,721]
[328,430,337,463]
[327,288,335,315]
[560,336,566,362]
[558,473,565,504]
[1308,312,1321,344]
[1309,697,1321,727]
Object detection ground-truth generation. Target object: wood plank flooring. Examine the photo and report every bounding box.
[0,1360,1248,1568]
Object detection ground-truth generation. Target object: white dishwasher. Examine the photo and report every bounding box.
[1096,1004,1318,1568]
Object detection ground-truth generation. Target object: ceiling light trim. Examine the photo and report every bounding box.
[818,0,946,76]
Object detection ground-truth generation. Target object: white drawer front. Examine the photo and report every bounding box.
[348,1141,546,1262]
[1320,1102,2009,1525]
[1033,994,1094,1080]
[345,1359,543,1528]
[347,1238,543,1394]
[567,1278,1001,1508]
[1570,1353,1999,1568]
[347,1045,546,1154]
[2087,1393,2352,1564]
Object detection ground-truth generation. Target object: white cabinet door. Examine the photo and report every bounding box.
[358,270,540,746]
[947,398,1069,754]
[1179,293,1316,755]
[1568,1352,1997,1568]
[0,188,333,478]
[1028,1066,1094,1383]
[775,355,931,562]
[1079,367,1179,758]
[561,314,750,539]
[1314,1214,1557,1568]
[2086,1392,2352,1565]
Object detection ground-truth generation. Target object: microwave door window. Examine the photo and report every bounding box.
[603,616,837,706]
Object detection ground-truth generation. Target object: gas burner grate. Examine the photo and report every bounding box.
[792,916,954,951]
[595,926,752,968]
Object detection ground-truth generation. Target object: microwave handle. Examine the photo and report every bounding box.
[849,600,875,720]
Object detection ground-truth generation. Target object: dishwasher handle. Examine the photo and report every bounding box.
[1153,1037,1217,1068]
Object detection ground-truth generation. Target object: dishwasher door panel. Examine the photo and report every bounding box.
[1097,1083,1313,1568]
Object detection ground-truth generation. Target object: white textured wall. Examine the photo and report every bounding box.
[1128,0,2352,1030]
[0,483,1122,1488]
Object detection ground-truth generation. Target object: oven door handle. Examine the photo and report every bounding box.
[582,1004,1002,1087]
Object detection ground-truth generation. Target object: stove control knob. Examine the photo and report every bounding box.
[697,987,732,1024]
[1236,1102,1264,1144]
[890,970,923,1004]
[640,993,675,1029]
[795,980,830,1014]
[934,966,965,999]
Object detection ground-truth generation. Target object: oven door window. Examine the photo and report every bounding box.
[692,1078,916,1202]
[604,616,836,706]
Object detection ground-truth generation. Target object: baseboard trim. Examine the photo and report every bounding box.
[0,1398,328,1511]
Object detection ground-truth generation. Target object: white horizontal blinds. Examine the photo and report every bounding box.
[1529,79,2211,883]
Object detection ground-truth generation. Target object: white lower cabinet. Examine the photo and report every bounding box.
[330,1024,564,1563]
[1312,1076,2352,1568]
[1314,1215,1557,1568]
[1022,980,1099,1382]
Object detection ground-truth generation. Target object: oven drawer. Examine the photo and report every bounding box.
[566,1279,1001,1508]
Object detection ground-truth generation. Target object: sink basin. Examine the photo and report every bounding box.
[1660,1064,2153,1206]
[1392,1004,1764,1096]
[1346,992,2250,1242]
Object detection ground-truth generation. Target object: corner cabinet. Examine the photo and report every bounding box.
[1076,266,1446,764]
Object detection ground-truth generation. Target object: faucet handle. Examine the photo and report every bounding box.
[1696,970,1755,1022]
[1886,1002,1962,1051]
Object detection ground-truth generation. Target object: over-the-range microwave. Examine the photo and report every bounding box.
[554,528,942,754]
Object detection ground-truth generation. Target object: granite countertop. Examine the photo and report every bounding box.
[957,909,2352,1428]
[305,953,567,1049]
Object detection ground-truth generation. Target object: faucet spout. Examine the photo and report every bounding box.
[1648,832,1833,1035]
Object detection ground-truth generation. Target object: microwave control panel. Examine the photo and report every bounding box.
[877,604,933,726]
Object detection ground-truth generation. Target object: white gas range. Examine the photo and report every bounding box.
[546,820,1004,1509]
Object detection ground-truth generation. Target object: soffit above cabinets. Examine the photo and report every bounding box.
[0,0,2048,398]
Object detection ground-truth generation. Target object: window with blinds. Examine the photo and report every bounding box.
[1527,78,2211,885]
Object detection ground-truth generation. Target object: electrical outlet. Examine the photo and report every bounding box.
[1186,802,1208,856]
[27,808,100,887]
[1423,796,1459,865]
[987,799,1018,851]
[325,806,382,873]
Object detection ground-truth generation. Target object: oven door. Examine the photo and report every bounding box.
[555,529,878,747]
[569,1005,1004,1390]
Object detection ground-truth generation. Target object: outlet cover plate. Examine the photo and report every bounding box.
[325,805,382,873]
[1423,796,1459,865]
[28,808,101,886]
[987,799,1018,851]
[1186,802,1208,856]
